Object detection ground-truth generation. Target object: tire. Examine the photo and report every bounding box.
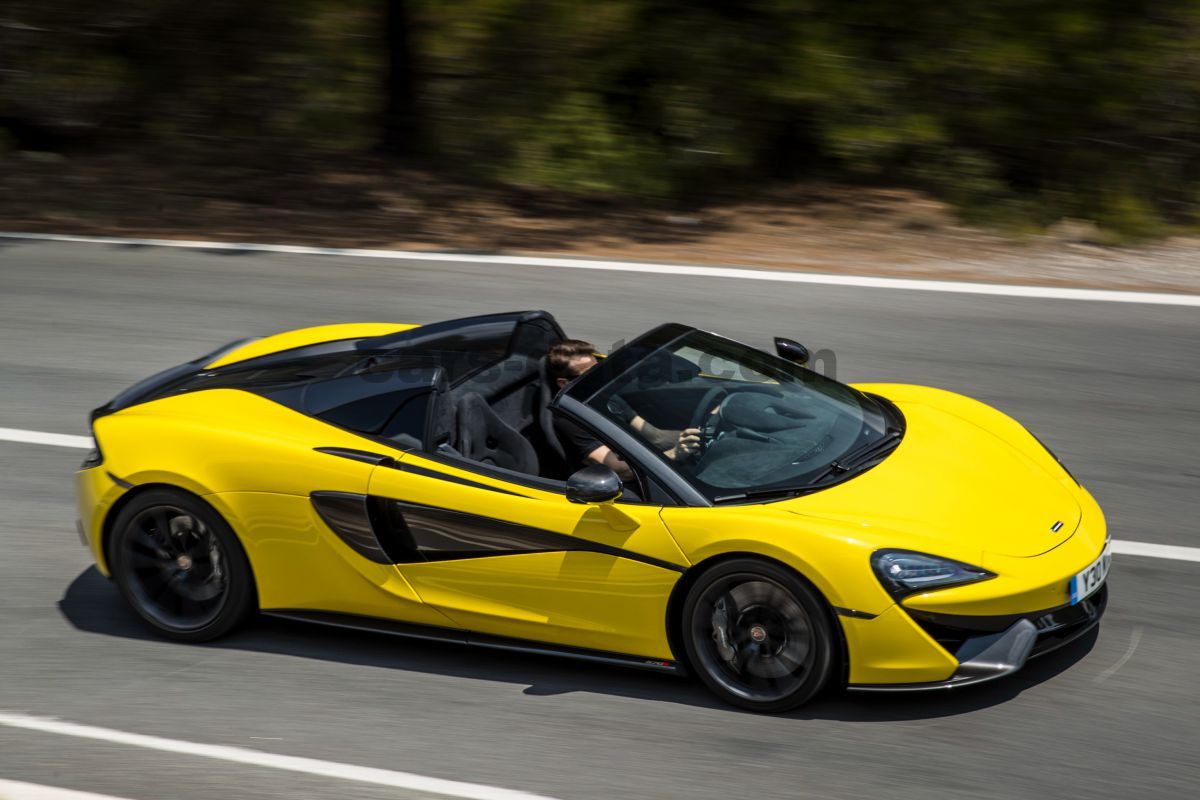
[108,488,256,642]
[681,557,837,713]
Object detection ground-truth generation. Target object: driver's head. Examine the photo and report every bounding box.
[548,339,598,390]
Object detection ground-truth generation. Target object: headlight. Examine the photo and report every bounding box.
[871,550,994,599]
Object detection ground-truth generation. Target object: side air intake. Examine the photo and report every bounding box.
[310,492,393,564]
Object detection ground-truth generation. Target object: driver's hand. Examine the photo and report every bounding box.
[674,428,702,459]
[606,394,637,425]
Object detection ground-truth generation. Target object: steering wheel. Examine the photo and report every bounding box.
[689,386,730,457]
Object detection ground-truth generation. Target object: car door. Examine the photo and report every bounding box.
[366,451,689,660]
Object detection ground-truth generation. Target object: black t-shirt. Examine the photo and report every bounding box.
[553,414,604,468]
[551,413,646,502]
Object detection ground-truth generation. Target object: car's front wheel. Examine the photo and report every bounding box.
[682,558,837,712]
[109,488,256,642]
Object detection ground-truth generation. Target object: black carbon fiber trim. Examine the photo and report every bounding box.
[905,584,1107,660]
[263,609,682,673]
[310,492,687,573]
[390,500,686,572]
[314,447,530,497]
[833,607,878,620]
[310,492,392,564]
[314,447,397,466]
[106,471,134,489]
[384,460,529,497]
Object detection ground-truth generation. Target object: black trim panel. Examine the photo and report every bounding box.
[309,492,687,573]
[106,471,134,489]
[902,587,1108,652]
[383,459,529,497]
[850,586,1109,693]
[833,606,878,620]
[850,619,1039,692]
[418,450,569,495]
[310,491,393,564]
[263,609,683,674]
[314,447,397,467]
[1024,586,1106,659]
[207,336,363,371]
[390,500,687,572]
[314,445,531,497]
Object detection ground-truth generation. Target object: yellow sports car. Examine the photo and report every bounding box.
[76,311,1109,712]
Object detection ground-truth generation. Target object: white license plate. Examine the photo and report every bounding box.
[1069,541,1112,605]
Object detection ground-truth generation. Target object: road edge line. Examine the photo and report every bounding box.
[3,231,1198,307]
[0,713,562,800]
[0,778,143,800]
[0,427,91,449]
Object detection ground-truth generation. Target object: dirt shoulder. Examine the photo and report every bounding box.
[3,152,1198,294]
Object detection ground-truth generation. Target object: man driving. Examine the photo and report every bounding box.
[548,339,701,481]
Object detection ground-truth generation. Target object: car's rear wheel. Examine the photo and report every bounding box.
[109,488,255,642]
[681,558,837,712]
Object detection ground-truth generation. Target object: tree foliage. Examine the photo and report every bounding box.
[3,0,1199,230]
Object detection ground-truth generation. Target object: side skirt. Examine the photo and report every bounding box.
[262,609,686,675]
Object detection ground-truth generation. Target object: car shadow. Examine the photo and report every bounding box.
[59,566,1097,721]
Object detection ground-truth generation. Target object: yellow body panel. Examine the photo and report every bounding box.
[93,389,382,496]
[209,492,453,627]
[662,383,1107,682]
[371,453,690,569]
[902,486,1107,616]
[205,322,416,368]
[397,552,678,658]
[75,340,1108,687]
[839,606,959,684]
[75,463,126,577]
[80,389,385,578]
[369,454,687,658]
[785,384,1082,561]
[659,505,894,617]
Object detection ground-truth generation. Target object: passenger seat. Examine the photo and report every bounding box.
[454,392,540,475]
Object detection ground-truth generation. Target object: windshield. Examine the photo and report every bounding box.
[567,327,898,502]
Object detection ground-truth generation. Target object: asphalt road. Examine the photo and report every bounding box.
[1,239,1198,800]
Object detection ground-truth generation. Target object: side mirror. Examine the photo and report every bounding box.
[774,337,810,366]
[566,464,623,504]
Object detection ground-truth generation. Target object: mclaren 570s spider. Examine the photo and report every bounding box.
[77,311,1108,711]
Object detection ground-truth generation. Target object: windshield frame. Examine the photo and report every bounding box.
[556,323,901,504]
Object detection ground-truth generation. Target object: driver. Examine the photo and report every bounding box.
[548,340,701,480]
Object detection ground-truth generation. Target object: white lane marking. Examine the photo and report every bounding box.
[0,427,91,449]
[2,423,1198,565]
[1094,625,1144,684]
[0,779,136,800]
[3,231,1199,307]
[1110,539,1200,563]
[0,713,562,800]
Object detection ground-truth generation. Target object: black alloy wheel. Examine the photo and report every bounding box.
[109,488,255,642]
[682,558,837,712]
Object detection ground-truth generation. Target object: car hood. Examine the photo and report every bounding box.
[777,385,1081,559]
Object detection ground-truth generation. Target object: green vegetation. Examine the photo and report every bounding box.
[3,1,1199,233]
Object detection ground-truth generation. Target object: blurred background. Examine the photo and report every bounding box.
[4,0,1200,280]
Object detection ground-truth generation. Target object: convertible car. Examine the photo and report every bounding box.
[75,310,1109,711]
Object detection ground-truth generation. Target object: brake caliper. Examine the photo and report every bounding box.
[711,596,738,666]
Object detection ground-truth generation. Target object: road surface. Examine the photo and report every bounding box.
[1,238,1197,800]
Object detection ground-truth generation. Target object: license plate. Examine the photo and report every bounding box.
[1069,541,1112,605]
